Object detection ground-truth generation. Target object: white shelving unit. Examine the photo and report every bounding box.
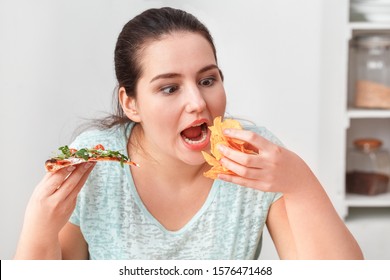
[319,0,390,218]
[346,8,390,214]
[347,108,390,119]
[346,192,390,207]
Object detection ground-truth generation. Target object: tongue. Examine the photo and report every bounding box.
[182,126,202,139]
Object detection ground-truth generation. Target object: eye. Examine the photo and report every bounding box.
[199,77,215,87]
[161,85,178,95]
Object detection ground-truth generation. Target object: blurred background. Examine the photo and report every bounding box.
[1,0,389,259]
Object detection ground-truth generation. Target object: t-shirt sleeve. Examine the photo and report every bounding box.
[272,191,283,203]
[66,127,127,228]
[67,131,97,226]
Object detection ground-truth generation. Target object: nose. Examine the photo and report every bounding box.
[184,85,207,113]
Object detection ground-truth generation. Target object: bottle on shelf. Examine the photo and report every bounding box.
[346,138,390,195]
[351,34,390,109]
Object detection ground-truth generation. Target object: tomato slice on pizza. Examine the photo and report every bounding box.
[45,144,139,172]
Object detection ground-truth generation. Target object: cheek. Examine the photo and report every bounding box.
[208,90,226,114]
[142,106,178,135]
[138,99,169,122]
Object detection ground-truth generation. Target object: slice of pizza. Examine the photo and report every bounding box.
[45,144,139,172]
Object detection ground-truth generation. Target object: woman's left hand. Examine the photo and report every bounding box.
[216,128,314,194]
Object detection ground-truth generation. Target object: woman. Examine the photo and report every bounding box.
[15,7,363,259]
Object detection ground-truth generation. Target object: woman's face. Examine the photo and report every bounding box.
[132,32,226,165]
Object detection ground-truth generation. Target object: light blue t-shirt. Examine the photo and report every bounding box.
[69,122,283,259]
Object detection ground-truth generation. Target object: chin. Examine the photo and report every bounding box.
[181,154,207,166]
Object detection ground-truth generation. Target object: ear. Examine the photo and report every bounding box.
[119,87,141,123]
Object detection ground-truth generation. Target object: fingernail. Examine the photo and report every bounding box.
[84,162,93,169]
[67,166,76,172]
[217,144,226,153]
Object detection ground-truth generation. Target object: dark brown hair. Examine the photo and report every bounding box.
[98,7,219,128]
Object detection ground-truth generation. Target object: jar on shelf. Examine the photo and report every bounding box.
[346,138,390,195]
[351,34,390,109]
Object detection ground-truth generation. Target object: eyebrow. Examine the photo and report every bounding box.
[149,64,220,83]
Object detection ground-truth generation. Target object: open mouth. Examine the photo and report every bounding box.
[180,122,208,145]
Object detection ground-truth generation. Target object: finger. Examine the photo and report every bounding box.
[217,144,263,168]
[223,128,271,151]
[40,165,77,195]
[54,162,95,199]
[220,156,263,180]
[64,162,96,201]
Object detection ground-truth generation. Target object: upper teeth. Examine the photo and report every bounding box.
[183,124,207,144]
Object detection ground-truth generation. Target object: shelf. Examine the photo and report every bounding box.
[347,108,390,119]
[347,22,390,39]
[345,192,390,207]
[349,22,390,30]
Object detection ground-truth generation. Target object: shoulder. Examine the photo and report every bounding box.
[70,125,126,150]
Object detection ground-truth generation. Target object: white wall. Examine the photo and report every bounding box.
[0,0,323,259]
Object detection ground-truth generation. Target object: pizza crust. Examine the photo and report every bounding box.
[45,158,85,172]
[45,157,139,172]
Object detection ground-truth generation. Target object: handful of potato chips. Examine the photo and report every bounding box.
[201,116,255,179]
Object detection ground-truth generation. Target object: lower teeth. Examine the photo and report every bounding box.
[183,126,207,144]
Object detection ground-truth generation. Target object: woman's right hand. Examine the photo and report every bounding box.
[14,162,96,259]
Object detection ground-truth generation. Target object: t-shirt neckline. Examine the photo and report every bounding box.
[121,122,219,235]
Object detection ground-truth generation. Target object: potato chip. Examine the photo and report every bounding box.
[201,151,235,179]
[202,116,255,179]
